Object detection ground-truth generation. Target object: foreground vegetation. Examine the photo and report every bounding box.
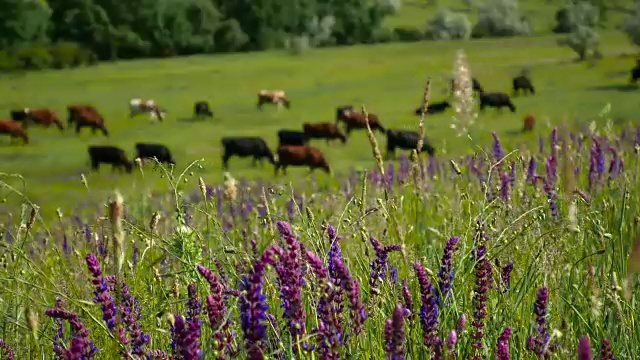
[0,120,639,358]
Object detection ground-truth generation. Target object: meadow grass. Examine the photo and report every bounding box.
[0,31,639,219]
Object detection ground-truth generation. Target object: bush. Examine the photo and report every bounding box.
[49,42,83,69]
[557,1,600,61]
[553,8,572,33]
[284,35,311,55]
[0,51,22,72]
[16,44,53,70]
[214,19,250,52]
[472,0,531,38]
[377,0,402,15]
[373,27,396,43]
[623,1,640,47]
[426,8,472,40]
[393,26,424,42]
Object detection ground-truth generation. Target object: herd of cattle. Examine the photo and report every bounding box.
[0,74,544,175]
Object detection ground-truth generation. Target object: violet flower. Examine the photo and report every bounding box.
[550,128,558,158]
[527,157,537,185]
[0,338,14,360]
[509,160,516,188]
[492,131,505,163]
[543,157,558,219]
[197,265,235,357]
[384,305,408,360]
[446,330,457,356]
[578,336,593,360]
[369,237,402,295]
[85,254,116,332]
[457,314,467,334]
[599,338,615,360]
[436,236,460,304]
[527,287,551,357]
[499,172,511,201]
[471,223,491,359]
[45,308,98,359]
[332,256,367,335]
[104,278,151,356]
[495,327,512,360]
[501,263,514,293]
[401,279,414,319]
[414,262,439,348]
[171,313,202,360]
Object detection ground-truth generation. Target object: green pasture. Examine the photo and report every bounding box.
[0,31,639,218]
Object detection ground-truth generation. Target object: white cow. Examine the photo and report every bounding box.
[129,98,166,122]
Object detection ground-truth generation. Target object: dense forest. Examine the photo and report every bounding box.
[0,0,400,70]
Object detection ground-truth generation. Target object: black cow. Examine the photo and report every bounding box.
[336,105,354,122]
[194,101,213,118]
[10,109,28,122]
[631,66,640,84]
[451,77,483,95]
[479,92,516,113]
[512,75,535,96]
[415,101,451,115]
[385,129,435,158]
[277,130,309,146]
[87,145,133,173]
[135,143,175,166]
[221,136,276,169]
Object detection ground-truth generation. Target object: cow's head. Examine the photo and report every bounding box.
[23,108,30,114]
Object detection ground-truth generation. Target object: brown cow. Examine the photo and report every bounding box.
[303,122,347,144]
[22,108,64,131]
[67,105,109,137]
[0,120,29,144]
[523,114,535,132]
[257,90,290,110]
[275,145,331,175]
[336,108,385,136]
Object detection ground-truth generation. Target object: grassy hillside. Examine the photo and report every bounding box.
[0,30,638,219]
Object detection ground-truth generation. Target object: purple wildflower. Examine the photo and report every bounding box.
[527,287,551,357]
[578,336,593,360]
[369,237,402,295]
[471,223,491,359]
[543,157,559,219]
[197,265,234,357]
[332,256,367,335]
[45,308,98,359]
[414,262,439,348]
[495,327,512,360]
[509,160,516,188]
[492,132,505,163]
[599,338,614,360]
[240,246,277,360]
[501,263,514,292]
[85,254,116,332]
[0,338,14,360]
[401,279,414,319]
[104,277,150,356]
[457,314,467,334]
[171,313,202,360]
[436,236,460,304]
[446,330,457,356]
[550,128,558,158]
[186,284,201,322]
[384,305,408,360]
[527,157,537,185]
[499,172,511,201]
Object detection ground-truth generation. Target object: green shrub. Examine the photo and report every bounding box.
[373,27,396,43]
[0,51,22,72]
[49,42,83,69]
[17,44,53,70]
[393,26,424,42]
[214,19,250,52]
[426,8,472,40]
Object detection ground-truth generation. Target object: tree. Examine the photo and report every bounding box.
[557,1,599,61]
[0,0,51,48]
[623,1,640,47]
[426,8,472,40]
[471,0,531,38]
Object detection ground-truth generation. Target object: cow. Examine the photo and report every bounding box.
[221,136,276,170]
[336,105,354,122]
[523,114,535,132]
[451,77,484,95]
[512,75,535,96]
[87,145,133,173]
[0,120,29,145]
[303,122,347,144]
[67,105,109,137]
[129,98,166,122]
[277,130,309,147]
[414,101,451,116]
[135,143,175,166]
[11,108,64,131]
[275,145,331,175]
[478,92,516,113]
[257,90,290,110]
[385,129,435,158]
[193,101,213,118]
[336,108,385,136]
[630,66,640,84]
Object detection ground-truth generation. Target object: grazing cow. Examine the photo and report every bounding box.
[275,145,331,175]
[385,129,435,158]
[193,101,213,118]
[67,105,109,136]
[257,90,290,110]
[336,105,354,122]
[129,98,166,122]
[0,120,29,144]
[523,114,535,132]
[479,92,516,113]
[336,108,385,136]
[303,122,347,144]
[87,145,133,173]
[414,101,451,116]
[12,108,64,131]
[277,130,309,146]
[512,75,535,96]
[630,66,640,84]
[451,77,483,94]
[135,143,175,166]
[221,136,276,170]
